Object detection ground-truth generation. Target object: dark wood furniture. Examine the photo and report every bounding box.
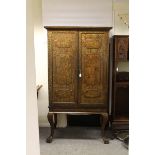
[112,35,129,129]
[45,27,112,143]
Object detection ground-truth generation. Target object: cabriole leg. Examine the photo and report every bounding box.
[46,113,54,143]
[54,114,57,128]
[101,113,109,144]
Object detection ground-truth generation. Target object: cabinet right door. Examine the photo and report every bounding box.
[79,31,109,106]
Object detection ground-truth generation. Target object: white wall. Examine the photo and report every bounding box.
[43,0,113,26]
[113,0,129,35]
[36,0,129,127]
[26,0,40,154]
[34,0,49,127]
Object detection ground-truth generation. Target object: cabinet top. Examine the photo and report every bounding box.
[44,26,112,31]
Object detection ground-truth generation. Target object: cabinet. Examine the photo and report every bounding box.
[45,27,111,143]
[112,35,129,129]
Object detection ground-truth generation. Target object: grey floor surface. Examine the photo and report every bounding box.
[39,127,128,155]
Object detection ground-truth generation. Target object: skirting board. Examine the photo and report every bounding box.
[39,123,50,127]
[39,114,68,127]
[39,122,67,128]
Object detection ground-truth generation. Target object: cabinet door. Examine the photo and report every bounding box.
[79,32,109,105]
[113,84,129,120]
[115,36,129,60]
[48,31,78,104]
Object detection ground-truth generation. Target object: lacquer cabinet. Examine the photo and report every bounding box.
[45,27,111,143]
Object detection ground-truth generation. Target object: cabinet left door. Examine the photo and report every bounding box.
[48,31,78,105]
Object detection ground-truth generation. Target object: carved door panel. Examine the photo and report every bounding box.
[48,31,78,104]
[116,36,129,60]
[79,32,109,105]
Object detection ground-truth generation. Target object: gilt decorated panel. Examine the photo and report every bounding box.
[48,31,78,103]
[79,32,109,105]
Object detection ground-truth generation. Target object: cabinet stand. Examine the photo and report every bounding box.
[46,112,109,144]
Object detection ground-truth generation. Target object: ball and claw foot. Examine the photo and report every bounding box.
[46,136,53,143]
